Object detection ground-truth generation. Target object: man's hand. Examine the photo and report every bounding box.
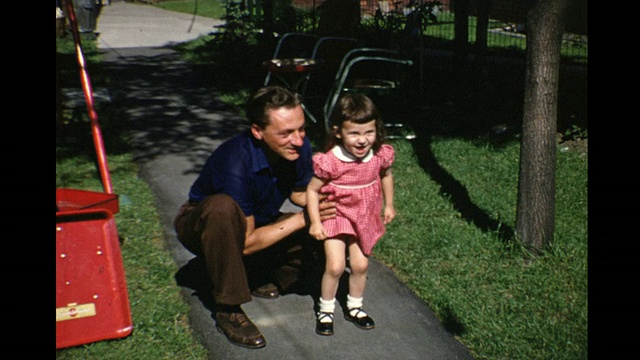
[317,193,336,221]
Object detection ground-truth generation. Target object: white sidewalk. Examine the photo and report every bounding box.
[96,1,223,49]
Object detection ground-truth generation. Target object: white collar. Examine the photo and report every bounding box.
[331,145,373,163]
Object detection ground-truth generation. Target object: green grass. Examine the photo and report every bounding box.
[57,3,587,359]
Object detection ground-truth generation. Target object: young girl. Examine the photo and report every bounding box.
[306,93,395,336]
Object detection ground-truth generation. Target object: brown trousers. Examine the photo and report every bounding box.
[174,194,321,306]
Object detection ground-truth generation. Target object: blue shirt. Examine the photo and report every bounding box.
[188,130,313,227]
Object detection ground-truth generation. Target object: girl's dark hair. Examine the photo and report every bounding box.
[246,86,303,128]
[325,93,385,152]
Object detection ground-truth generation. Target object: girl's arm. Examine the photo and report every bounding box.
[306,176,328,240]
[289,190,307,207]
[381,168,396,224]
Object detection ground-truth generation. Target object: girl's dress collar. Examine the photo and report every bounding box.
[331,145,373,163]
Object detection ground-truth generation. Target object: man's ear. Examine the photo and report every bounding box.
[251,124,263,140]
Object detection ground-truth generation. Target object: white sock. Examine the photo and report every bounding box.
[347,294,366,318]
[319,297,335,323]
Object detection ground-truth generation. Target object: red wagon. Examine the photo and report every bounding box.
[56,0,132,349]
[56,208,132,349]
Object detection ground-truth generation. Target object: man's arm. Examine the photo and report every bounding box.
[243,212,305,255]
[242,188,337,255]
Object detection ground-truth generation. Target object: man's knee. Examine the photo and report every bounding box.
[175,194,246,253]
[195,194,247,251]
[200,194,241,215]
[197,194,246,227]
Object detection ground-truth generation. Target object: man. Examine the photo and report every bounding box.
[174,86,334,349]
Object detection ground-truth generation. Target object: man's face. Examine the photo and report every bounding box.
[251,105,306,162]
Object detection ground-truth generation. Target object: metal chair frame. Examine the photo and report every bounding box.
[323,48,414,136]
[263,32,318,87]
[264,33,358,124]
[300,36,359,97]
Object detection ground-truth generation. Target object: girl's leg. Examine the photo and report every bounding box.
[347,241,368,298]
[344,241,375,329]
[321,238,346,300]
[316,238,346,335]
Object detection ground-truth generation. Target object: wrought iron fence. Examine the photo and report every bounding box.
[284,0,587,64]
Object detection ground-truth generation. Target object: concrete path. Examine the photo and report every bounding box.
[94,2,475,359]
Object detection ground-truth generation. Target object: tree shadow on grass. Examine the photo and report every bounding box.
[407,111,518,245]
[401,55,587,245]
[441,306,466,336]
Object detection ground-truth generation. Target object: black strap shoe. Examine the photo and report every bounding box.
[215,306,267,349]
[344,308,375,330]
[315,312,334,336]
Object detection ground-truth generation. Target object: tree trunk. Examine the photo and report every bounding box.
[473,0,491,62]
[515,0,571,255]
[452,0,470,67]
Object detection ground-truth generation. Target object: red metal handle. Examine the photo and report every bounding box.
[63,0,114,194]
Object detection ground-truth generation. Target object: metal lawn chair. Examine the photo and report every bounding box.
[323,48,416,139]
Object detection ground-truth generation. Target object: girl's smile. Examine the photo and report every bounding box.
[336,120,377,159]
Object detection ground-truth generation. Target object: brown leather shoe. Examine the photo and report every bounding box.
[251,283,280,299]
[215,307,266,349]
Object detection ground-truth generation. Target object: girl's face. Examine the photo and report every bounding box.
[336,119,377,159]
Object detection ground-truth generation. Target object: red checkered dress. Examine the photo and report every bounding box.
[312,144,394,255]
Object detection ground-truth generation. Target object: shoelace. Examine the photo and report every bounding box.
[227,312,251,327]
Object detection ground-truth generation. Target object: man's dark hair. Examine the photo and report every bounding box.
[246,86,303,128]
